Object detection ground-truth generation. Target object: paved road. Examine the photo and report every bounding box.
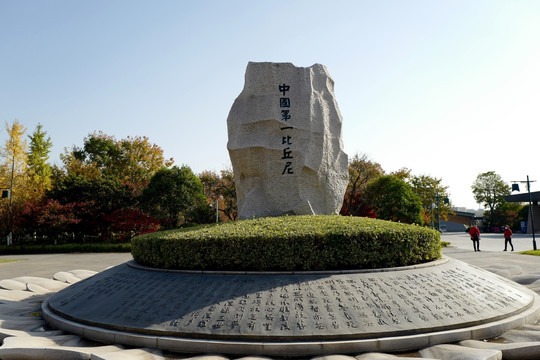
[440,231,540,274]
[0,252,133,279]
[441,231,538,253]
[1,232,539,279]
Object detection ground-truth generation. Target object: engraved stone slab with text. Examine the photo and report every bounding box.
[47,258,534,341]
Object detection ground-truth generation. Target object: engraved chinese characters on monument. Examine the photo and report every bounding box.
[227,62,348,219]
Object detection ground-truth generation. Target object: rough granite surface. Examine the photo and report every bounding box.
[227,62,348,219]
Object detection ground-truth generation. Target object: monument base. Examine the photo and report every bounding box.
[43,257,540,356]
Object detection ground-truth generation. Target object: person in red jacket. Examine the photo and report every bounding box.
[504,225,514,251]
[469,225,480,252]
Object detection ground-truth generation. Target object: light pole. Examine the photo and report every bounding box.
[511,176,537,250]
[435,192,449,232]
[1,187,11,245]
[211,195,223,223]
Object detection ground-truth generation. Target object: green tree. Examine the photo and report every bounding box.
[410,175,452,228]
[62,132,173,193]
[340,153,384,216]
[471,171,510,228]
[48,174,137,239]
[484,201,522,230]
[141,165,210,227]
[199,168,238,221]
[27,123,53,196]
[365,175,424,225]
[391,167,412,180]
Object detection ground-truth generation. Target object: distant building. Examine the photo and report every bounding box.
[439,209,476,232]
[503,191,540,234]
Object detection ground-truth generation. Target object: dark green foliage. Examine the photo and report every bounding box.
[27,123,53,182]
[141,165,209,227]
[365,175,424,225]
[471,171,511,228]
[131,215,441,271]
[49,174,135,213]
[46,174,137,238]
[73,133,122,171]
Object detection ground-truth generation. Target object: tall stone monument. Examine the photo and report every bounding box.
[227,62,349,219]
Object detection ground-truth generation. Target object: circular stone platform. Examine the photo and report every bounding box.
[42,257,540,356]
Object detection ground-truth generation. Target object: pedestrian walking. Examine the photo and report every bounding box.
[504,225,514,251]
[469,225,481,252]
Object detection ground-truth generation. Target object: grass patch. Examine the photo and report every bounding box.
[521,250,540,256]
[0,243,131,255]
[132,215,441,271]
[0,259,22,264]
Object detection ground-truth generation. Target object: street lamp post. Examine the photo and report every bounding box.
[511,176,537,250]
[215,199,219,223]
[435,192,449,232]
[527,176,537,250]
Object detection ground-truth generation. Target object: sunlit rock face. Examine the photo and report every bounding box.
[227,62,348,219]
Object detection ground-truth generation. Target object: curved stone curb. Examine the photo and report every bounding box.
[41,296,540,357]
[43,257,540,356]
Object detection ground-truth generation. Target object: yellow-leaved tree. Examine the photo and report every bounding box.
[0,120,30,244]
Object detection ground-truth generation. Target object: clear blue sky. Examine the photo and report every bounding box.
[1,0,539,210]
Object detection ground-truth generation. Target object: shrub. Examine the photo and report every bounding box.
[131,215,441,271]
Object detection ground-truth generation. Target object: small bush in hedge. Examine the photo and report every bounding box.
[131,215,441,271]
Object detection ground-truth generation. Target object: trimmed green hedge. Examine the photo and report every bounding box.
[131,215,441,271]
[0,243,131,255]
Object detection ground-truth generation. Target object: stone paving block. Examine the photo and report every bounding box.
[26,283,53,293]
[484,264,523,276]
[0,318,45,332]
[460,339,540,360]
[519,324,540,331]
[501,329,540,342]
[68,269,98,280]
[510,273,540,285]
[0,288,35,301]
[0,299,41,317]
[526,279,540,292]
[53,271,82,284]
[0,335,125,354]
[0,347,94,359]
[183,355,231,360]
[312,354,357,360]
[0,279,27,291]
[355,352,435,359]
[483,268,512,278]
[12,276,69,291]
[420,344,502,360]
[91,347,165,360]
